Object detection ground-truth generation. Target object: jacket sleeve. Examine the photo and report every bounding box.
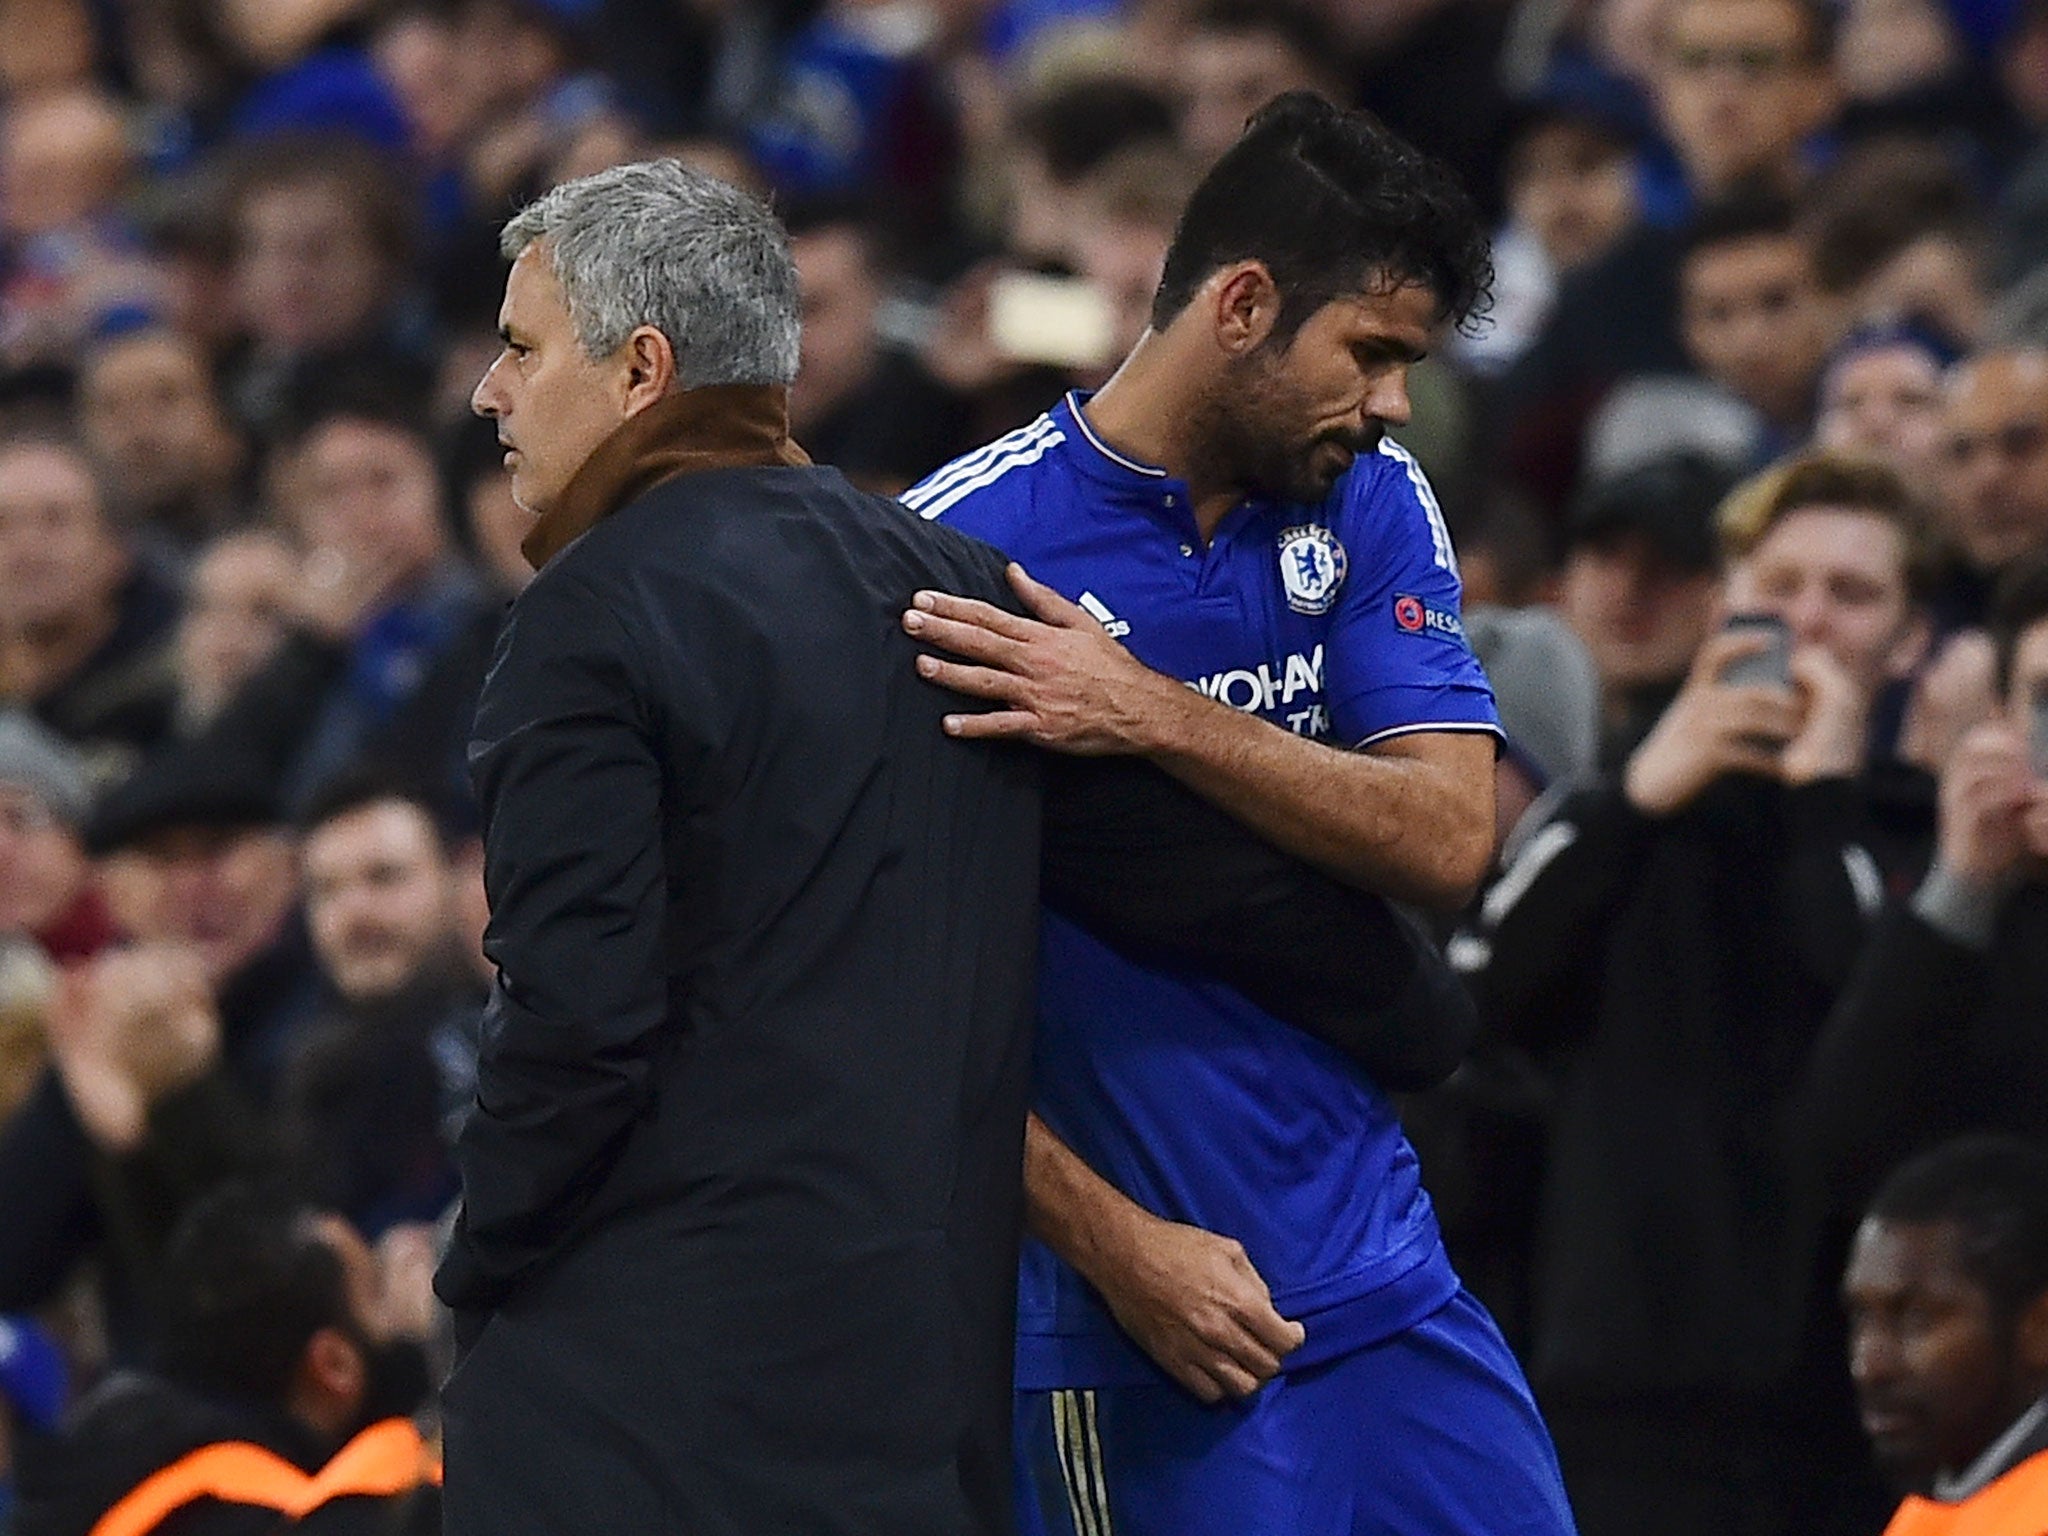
[1038,755,1475,1090]
[434,572,674,1315]
[1469,782,1660,1052]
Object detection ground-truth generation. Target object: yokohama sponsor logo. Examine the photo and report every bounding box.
[1190,646,1324,715]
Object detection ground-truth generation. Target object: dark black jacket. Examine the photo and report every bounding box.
[1474,773,1925,1400]
[1801,883,2048,1216]
[434,387,1472,1536]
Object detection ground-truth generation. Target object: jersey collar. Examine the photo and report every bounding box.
[1052,392,1331,546]
[1056,391,1174,489]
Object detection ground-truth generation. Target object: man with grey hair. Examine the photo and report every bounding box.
[433,156,1034,1536]
[433,159,1470,1535]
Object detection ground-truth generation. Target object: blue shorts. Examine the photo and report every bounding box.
[1014,1288,1577,1536]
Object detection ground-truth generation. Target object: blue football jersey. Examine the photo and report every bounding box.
[904,393,1501,1388]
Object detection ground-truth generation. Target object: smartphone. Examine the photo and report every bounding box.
[1719,612,1792,689]
[987,272,1115,372]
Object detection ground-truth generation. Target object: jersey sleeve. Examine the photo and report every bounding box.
[1323,441,1501,749]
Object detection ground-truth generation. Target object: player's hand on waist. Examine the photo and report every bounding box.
[1093,1210,1305,1405]
[905,562,1186,756]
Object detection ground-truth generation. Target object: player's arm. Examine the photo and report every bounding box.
[1025,1113,1303,1403]
[435,571,673,1320]
[1039,752,1474,1088]
[904,564,1493,909]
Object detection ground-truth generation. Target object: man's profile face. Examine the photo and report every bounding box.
[1844,1217,2026,1487]
[1203,278,1435,507]
[472,244,634,519]
[1941,353,2048,574]
[303,799,456,1004]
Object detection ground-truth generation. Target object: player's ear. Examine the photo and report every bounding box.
[1211,263,1280,356]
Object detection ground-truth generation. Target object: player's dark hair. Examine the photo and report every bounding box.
[1990,552,2048,698]
[1152,92,1492,341]
[1869,1136,2048,1326]
[155,1184,354,1406]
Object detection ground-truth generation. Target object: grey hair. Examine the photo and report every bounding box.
[500,159,801,388]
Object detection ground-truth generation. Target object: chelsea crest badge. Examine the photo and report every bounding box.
[1277,525,1347,615]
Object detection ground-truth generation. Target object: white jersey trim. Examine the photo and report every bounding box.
[1065,391,1168,477]
[1352,719,1504,750]
[907,429,1067,521]
[901,417,1056,513]
[1376,438,1457,575]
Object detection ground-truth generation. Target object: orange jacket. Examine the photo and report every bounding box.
[86,1417,441,1536]
[1883,1447,2048,1536]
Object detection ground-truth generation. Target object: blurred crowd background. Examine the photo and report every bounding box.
[5,0,2048,1529]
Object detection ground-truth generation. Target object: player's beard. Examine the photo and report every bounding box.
[1191,345,1380,507]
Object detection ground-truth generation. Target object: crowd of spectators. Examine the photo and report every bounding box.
[3,0,2048,1529]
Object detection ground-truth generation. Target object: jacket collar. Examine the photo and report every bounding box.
[521,383,810,570]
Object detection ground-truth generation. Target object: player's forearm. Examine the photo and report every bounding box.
[1024,1113,1154,1291]
[1124,687,1491,909]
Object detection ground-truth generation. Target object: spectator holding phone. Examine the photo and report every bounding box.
[1803,552,2048,1217]
[1470,451,1939,1536]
